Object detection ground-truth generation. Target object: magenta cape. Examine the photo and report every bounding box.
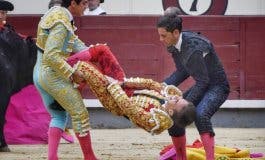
[4,85,50,144]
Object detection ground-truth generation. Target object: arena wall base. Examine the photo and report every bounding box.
[68,100,265,128]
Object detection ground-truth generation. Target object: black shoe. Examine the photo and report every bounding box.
[0,146,11,152]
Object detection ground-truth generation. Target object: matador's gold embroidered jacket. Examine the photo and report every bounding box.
[34,6,90,134]
[36,6,86,79]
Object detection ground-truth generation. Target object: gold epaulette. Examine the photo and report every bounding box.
[40,6,74,33]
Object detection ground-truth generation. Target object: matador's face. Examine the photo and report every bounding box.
[70,0,88,16]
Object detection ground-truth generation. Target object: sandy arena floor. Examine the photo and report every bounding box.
[1,128,265,160]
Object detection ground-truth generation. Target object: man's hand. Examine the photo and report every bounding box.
[71,70,85,84]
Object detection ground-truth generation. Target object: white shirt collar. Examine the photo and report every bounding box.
[174,33,182,52]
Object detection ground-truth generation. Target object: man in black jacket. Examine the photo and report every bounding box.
[157,15,230,160]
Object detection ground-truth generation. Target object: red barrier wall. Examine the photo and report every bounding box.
[8,15,265,99]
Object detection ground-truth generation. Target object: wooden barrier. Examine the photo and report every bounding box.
[8,15,265,99]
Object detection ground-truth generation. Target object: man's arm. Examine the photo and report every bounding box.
[43,23,75,79]
[164,55,189,86]
[184,51,209,103]
[72,37,87,53]
[122,77,162,92]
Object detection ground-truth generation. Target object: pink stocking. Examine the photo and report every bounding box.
[76,132,97,160]
[48,127,63,160]
[171,135,187,160]
[200,132,215,160]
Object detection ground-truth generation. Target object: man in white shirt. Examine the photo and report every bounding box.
[84,0,106,15]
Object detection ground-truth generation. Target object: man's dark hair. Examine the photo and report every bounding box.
[157,15,182,33]
[164,6,182,16]
[61,0,82,8]
[48,0,62,9]
[170,101,196,128]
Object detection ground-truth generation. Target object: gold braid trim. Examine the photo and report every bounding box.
[107,83,173,135]
[40,6,74,33]
[161,85,183,98]
[124,77,163,92]
[133,89,165,101]
[36,6,77,53]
